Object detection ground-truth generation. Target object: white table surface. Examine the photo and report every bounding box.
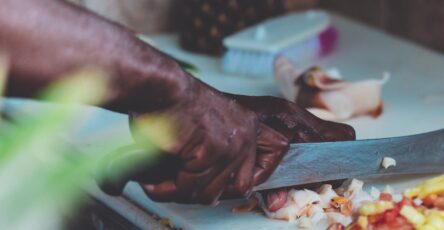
[4,12,444,230]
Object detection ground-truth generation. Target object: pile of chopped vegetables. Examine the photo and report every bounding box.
[233,174,444,230]
[347,175,444,230]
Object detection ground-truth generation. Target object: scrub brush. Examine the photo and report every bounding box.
[221,10,338,77]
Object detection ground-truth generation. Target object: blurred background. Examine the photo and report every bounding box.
[67,0,444,54]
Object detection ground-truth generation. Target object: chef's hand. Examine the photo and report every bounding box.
[228,95,356,211]
[123,90,355,205]
[128,79,289,205]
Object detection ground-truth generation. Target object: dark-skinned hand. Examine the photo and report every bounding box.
[112,88,355,206]
[127,80,289,205]
[228,94,356,211]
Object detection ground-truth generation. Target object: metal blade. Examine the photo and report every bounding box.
[253,128,444,191]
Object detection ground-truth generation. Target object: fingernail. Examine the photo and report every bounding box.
[281,139,289,147]
[143,184,154,191]
[211,199,220,207]
[244,188,253,197]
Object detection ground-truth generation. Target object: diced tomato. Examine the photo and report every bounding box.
[433,194,444,209]
[341,202,353,216]
[422,194,437,207]
[379,193,393,202]
[396,197,413,210]
[368,213,384,225]
[382,208,399,223]
[421,194,444,209]
[372,216,415,230]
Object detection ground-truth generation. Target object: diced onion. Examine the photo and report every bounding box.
[381,157,396,169]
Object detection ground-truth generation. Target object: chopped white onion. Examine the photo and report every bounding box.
[370,186,381,200]
[413,198,423,206]
[383,185,394,194]
[297,217,313,229]
[381,157,396,169]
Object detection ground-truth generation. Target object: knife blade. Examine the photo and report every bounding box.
[253,128,444,191]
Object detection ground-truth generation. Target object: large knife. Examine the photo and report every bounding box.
[98,128,444,195]
[253,128,444,191]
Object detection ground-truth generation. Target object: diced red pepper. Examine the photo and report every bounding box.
[422,194,437,207]
[433,194,444,209]
[397,197,413,209]
[379,193,393,201]
[384,216,414,230]
[368,213,384,225]
[383,208,399,223]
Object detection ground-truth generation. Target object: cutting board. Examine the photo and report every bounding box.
[4,12,444,230]
[120,13,444,229]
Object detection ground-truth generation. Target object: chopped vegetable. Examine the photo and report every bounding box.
[404,187,421,198]
[420,183,444,199]
[251,174,444,230]
[380,192,393,201]
[357,216,368,229]
[400,205,426,227]
[381,157,396,169]
[332,196,349,205]
[359,201,394,216]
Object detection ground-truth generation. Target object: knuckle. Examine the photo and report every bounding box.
[342,124,356,140]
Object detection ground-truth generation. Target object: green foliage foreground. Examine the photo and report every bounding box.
[0,60,170,229]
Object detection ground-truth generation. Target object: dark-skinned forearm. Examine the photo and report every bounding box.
[0,0,191,113]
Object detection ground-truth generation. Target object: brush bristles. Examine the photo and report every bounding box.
[222,36,320,77]
[222,49,275,77]
[221,26,339,77]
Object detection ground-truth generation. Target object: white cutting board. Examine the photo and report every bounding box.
[119,13,444,229]
[4,12,444,230]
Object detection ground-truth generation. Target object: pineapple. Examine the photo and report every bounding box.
[177,0,285,55]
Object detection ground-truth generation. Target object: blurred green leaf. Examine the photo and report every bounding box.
[0,67,170,229]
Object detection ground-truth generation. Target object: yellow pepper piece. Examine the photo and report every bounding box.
[357,216,368,230]
[332,196,349,204]
[418,224,439,230]
[426,210,444,229]
[420,182,444,198]
[404,187,421,198]
[358,201,394,216]
[400,205,426,227]
[424,175,444,186]
[433,210,444,219]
